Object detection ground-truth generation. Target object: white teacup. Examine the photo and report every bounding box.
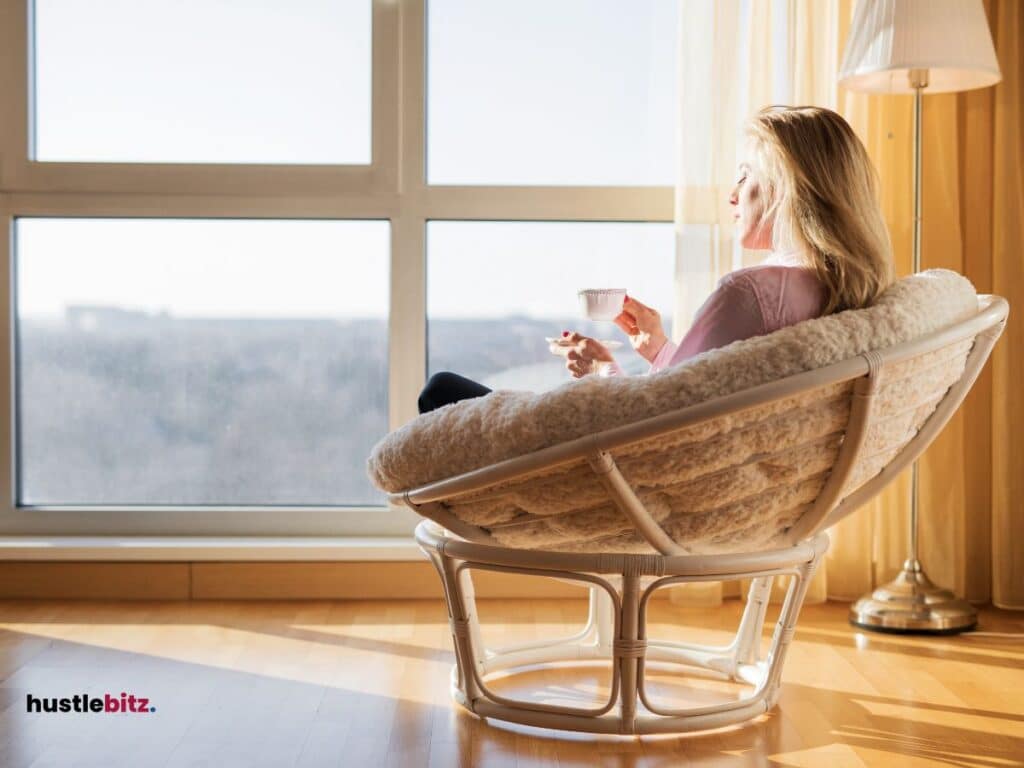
[578,288,627,321]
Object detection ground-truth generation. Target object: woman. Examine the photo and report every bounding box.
[418,105,894,414]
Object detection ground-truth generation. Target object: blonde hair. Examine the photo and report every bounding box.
[745,105,894,314]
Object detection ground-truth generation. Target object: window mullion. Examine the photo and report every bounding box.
[0,205,14,517]
[387,0,428,438]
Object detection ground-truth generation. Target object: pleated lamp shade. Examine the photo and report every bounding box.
[838,0,1001,93]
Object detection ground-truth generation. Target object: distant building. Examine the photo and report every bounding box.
[65,305,166,332]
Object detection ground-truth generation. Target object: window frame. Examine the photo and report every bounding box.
[0,0,674,536]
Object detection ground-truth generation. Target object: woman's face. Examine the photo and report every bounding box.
[729,145,774,250]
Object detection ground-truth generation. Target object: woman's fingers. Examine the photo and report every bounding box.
[624,295,656,317]
[624,295,648,311]
[623,296,661,334]
[559,330,619,377]
[613,312,638,335]
[562,334,615,377]
[566,358,590,377]
[565,338,609,360]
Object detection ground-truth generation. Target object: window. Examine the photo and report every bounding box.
[0,0,678,536]
[427,0,677,185]
[32,0,372,164]
[16,218,388,506]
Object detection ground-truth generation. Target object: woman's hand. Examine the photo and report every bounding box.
[561,331,615,379]
[614,295,669,363]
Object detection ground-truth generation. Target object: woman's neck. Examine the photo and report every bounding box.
[763,248,808,267]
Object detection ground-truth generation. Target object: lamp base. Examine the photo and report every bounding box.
[849,559,977,635]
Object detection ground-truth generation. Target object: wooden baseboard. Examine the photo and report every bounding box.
[0,561,670,600]
[0,562,191,600]
[192,561,596,600]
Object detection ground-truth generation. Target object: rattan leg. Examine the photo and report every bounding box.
[439,555,483,709]
[617,573,641,732]
[761,555,824,705]
[734,576,774,669]
[591,585,616,653]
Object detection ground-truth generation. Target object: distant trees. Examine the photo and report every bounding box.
[21,314,389,505]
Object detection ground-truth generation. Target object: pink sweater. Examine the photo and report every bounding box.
[601,259,828,378]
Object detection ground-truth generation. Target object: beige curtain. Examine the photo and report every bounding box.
[835,0,1023,609]
[672,0,1023,609]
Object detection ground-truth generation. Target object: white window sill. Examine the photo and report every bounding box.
[0,536,425,561]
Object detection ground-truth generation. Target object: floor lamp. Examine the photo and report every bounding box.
[837,0,1002,634]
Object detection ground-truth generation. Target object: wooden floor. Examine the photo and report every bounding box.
[0,597,1021,767]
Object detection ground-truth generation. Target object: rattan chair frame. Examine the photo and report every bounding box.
[396,295,1008,735]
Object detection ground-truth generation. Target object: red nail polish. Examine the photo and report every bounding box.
[562,330,570,337]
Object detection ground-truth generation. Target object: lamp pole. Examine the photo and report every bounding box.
[909,67,924,576]
[849,68,978,634]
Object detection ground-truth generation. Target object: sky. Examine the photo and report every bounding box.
[21,0,680,320]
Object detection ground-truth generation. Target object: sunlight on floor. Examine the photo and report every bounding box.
[2,600,1021,767]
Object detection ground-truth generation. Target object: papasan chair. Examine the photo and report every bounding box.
[366,269,1008,735]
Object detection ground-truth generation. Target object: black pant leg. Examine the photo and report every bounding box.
[418,371,493,414]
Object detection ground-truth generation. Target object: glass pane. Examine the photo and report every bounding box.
[427,0,678,185]
[427,221,675,392]
[32,0,371,164]
[16,218,389,506]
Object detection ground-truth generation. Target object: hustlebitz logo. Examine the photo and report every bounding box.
[26,692,156,714]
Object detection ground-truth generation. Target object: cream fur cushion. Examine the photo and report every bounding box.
[370,270,983,552]
[369,269,976,490]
